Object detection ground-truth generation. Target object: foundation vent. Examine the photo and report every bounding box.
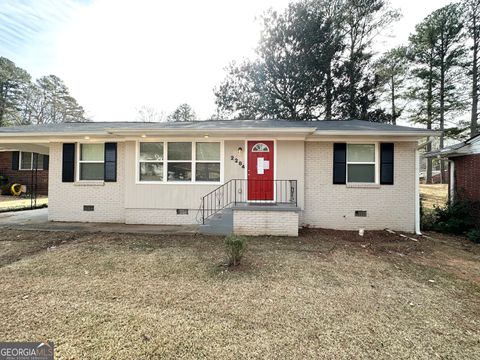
[355,210,367,217]
[83,205,95,212]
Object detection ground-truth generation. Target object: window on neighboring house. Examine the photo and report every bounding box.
[167,142,192,181]
[79,143,104,180]
[195,142,220,182]
[347,144,376,183]
[139,142,164,181]
[19,152,44,170]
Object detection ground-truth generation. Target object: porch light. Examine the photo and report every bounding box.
[84,136,90,140]
[237,147,243,154]
[141,134,147,138]
[204,134,209,139]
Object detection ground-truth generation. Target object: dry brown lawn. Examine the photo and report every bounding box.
[420,184,448,210]
[0,229,479,359]
[0,195,48,211]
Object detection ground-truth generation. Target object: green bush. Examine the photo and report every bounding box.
[432,199,478,235]
[467,229,480,244]
[0,182,11,196]
[224,235,247,266]
[420,201,436,231]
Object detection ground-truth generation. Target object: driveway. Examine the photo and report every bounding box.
[0,208,198,234]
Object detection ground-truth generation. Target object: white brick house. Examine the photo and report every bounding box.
[0,120,436,236]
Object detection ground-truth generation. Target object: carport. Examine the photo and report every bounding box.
[0,140,49,209]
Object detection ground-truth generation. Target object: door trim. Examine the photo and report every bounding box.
[244,139,277,203]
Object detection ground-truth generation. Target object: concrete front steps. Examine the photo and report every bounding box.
[199,208,233,236]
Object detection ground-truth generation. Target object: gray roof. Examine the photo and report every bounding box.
[424,133,480,158]
[0,119,436,135]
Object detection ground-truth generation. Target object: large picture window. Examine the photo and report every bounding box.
[347,144,376,183]
[138,141,222,183]
[79,144,104,180]
[19,152,44,170]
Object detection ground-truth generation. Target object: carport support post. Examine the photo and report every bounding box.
[30,153,38,210]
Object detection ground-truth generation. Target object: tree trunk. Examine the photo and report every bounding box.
[426,57,434,184]
[391,75,396,125]
[348,42,356,118]
[439,38,446,185]
[325,60,333,120]
[472,14,479,137]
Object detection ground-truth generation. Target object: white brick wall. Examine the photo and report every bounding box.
[233,210,299,236]
[303,141,416,232]
[48,142,126,223]
[125,208,200,225]
[46,140,417,232]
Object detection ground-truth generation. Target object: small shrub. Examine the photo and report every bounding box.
[433,199,477,235]
[420,201,436,231]
[0,182,11,196]
[224,235,246,266]
[467,229,480,244]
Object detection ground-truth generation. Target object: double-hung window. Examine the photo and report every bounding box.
[79,144,104,180]
[19,152,44,170]
[195,142,220,182]
[139,142,164,181]
[167,142,192,181]
[346,144,376,183]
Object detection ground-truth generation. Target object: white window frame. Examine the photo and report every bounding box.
[76,142,105,182]
[136,139,224,185]
[19,152,43,171]
[346,142,379,184]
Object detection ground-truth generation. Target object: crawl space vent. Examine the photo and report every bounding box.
[176,209,189,215]
[355,210,367,217]
[83,205,94,212]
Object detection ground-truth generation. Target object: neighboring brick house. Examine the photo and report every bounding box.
[0,151,49,195]
[426,134,480,220]
[0,120,437,236]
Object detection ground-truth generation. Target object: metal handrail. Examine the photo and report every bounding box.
[201,179,297,224]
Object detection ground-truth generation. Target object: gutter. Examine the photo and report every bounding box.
[312,130,440,137]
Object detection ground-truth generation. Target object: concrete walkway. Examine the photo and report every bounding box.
[0,208,199,235]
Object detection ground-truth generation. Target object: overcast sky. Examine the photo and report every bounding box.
[1,0,454,122]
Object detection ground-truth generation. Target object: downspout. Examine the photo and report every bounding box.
[415,148,421,235]
[448,159,455,203]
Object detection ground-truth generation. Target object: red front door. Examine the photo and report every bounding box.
[247,141,274,201]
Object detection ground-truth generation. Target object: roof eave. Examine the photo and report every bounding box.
[312,130,440,137]
[107,127,318,135]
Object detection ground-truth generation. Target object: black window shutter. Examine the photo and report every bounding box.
[104,142,117,182]
[380,143,394,185]
[333,143,347,184]
[11,151,19,170]
[62,143,75,182]
[43,155,49,170]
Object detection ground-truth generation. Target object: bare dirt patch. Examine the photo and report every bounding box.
[0,229,478,359]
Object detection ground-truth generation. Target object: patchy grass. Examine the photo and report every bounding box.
[420,184,448,210]
[0,229,479,359]
[0,195,48,211]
